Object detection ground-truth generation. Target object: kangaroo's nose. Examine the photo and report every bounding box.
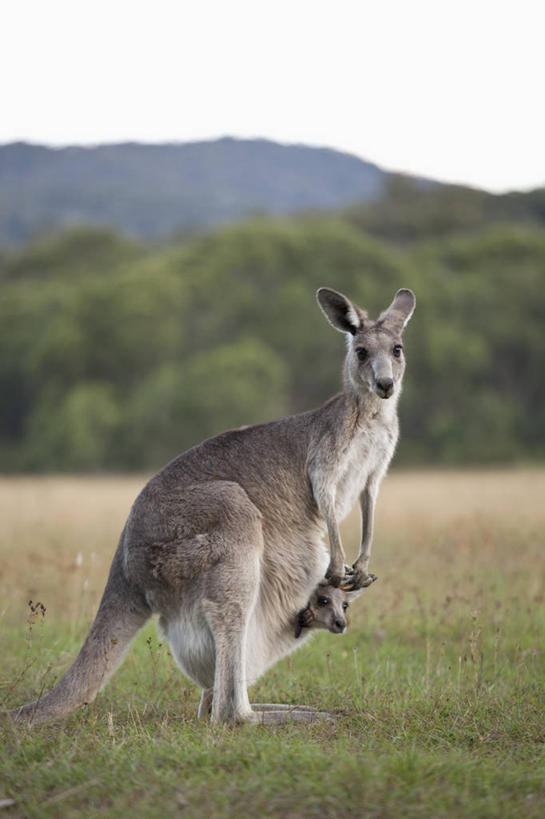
[376,377,394,397]
[334,618,345,631]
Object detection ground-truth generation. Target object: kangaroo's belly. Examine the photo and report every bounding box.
[245,616,315,686]
[159,607,216,689]
[161,603,317,693]
[158,534,328,691]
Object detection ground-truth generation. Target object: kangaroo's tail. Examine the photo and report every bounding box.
[4,551,151,726]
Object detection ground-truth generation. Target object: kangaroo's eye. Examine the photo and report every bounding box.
[356,348,368,361]
[317,597,329,607]
[342,602,349,611]
[393,345,403,358]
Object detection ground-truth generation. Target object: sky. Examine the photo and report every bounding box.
[2,0,543,193]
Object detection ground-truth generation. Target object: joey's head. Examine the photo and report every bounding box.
[316,287,415,400]
[302,583,364,636]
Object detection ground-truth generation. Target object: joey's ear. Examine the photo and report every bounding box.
[344,588,366,602]
[379,289,416,333]
[316,288,367,335]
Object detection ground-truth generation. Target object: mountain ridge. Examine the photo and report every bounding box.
[0,137,416,244]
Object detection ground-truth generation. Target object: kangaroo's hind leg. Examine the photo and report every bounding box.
[202,538,262,722]
[135,480,264,724]
[196,481,263,724]
[199,488,335,725]
[203,590,257,724]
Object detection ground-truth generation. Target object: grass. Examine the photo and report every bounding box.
[1,469,544,817]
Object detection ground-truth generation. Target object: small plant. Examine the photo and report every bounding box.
[26,600,46,650]
[468,609,483,691]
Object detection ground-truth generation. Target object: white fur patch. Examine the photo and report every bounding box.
[161,605,216,689]
[346,304,360,331]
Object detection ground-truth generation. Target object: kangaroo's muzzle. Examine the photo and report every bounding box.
[375,377,394,399]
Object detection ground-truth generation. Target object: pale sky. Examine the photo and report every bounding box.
[2,0,544,192]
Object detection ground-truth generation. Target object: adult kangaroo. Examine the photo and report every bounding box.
[7,286,415,726]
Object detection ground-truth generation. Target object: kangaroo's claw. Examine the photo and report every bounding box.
[340,570,378,591]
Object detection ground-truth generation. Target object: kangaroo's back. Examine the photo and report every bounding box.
[132,408,321,519]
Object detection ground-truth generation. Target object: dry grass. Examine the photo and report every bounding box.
[0,475,145,619]
[1,469,544,818]
[1,468,543,626]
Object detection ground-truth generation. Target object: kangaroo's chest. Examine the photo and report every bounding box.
[333,422,396,519]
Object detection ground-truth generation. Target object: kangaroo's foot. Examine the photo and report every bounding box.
[251,703,318,712]
[340,567,378,591]
[250,706,337,724]
[202,705,337,725]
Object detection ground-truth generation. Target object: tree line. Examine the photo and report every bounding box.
[1,194,544,471]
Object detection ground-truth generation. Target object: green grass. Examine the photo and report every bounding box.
[1,471,545,817]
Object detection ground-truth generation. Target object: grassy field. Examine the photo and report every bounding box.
[1,469,544,818]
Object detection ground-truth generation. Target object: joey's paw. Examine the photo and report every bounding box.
[295,606,315,637]
[299,608,315,629]
[340,569,378,591]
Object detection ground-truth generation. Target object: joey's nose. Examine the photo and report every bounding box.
[376,377,394,398]
[334,618,345,632]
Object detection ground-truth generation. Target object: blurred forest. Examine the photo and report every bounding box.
[1,178,544,471]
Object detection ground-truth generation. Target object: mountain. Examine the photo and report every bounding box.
[0,138,395,244]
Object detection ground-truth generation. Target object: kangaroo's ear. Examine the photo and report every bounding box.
[379,289,416,333]
[316,288,367,335]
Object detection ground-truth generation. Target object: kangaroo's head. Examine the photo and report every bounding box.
[305,583,363,635]
[316,287,415,400]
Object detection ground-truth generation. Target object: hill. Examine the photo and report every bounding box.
[0,138,391,243]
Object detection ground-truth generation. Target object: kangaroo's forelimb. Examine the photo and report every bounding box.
[341,475,381,591]
[320,501,346,588]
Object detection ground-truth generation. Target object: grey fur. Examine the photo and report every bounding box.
[6,286,414,726]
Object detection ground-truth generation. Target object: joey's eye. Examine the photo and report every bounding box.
[356,348,368,361]
[317,597,329,607]
[393,345,403,358]
[342,602,349,611]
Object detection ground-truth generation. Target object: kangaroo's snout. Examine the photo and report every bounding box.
[333,618,346,633]
[375,377,394,399]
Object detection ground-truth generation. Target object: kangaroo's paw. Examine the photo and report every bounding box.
[325,561,346,588]
[340,569,378,591]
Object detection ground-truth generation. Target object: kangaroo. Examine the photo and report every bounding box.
[5,286,415,726]
[294,581,361,639]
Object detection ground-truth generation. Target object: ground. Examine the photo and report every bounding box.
[1,469,544,818]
